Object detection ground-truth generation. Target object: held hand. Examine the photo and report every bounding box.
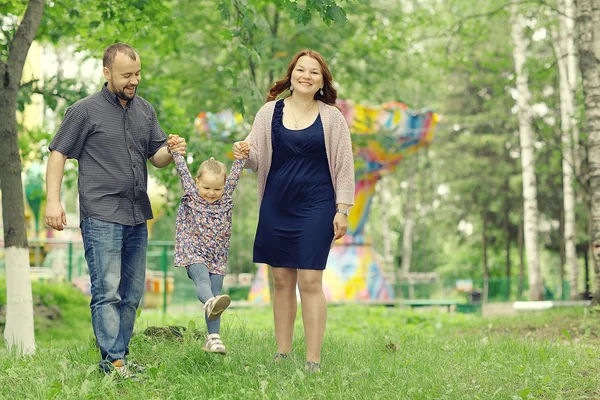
[333,212,348,240]
[168,134,187,156]
[45,202,67,231]
[233,141,250,159]
[168,134,179,149]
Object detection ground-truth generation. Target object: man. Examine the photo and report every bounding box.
[45,43,186,378]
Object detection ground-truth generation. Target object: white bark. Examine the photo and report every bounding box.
[564,0,582,174]
[379,180,394,271]
[401,169,416,278]
[511,3,544,300]
[3,247,36,355]
[553,0,580,298]
[592,0,600,68]
[576,0,600,304]
[0,0,44,356]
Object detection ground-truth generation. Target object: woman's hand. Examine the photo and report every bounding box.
[333,212,348,240]
[233,141,250,159]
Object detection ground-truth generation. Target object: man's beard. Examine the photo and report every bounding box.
[115,86,137,101]
[110,79,137,101]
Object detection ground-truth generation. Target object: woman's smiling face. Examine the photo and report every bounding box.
[290,55,323,96]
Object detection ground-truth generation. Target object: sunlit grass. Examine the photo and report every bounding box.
[1,280,599,399]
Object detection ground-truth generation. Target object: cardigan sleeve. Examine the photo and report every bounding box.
[331,109,355,206]
[244,105,268,172]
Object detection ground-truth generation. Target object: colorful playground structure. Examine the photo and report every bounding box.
[196,101,438,303]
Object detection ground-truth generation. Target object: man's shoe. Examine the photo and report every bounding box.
[127,361,146,374]
[109,359,140,381]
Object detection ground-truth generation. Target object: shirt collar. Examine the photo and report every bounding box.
[101,82,134,108]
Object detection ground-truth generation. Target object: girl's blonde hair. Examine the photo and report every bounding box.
[196,157,227,181]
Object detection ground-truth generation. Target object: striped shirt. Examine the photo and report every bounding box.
[173,153,245,275]
[49,83,168,226]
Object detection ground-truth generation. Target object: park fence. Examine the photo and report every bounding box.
[0,238,578,315]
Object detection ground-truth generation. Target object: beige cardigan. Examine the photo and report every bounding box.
[244,100,355,208]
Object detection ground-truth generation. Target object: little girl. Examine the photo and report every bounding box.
[169,135,249,355]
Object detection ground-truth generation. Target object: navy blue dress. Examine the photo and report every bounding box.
[253,100,336,270]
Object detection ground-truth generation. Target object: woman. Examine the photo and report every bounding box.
[233,49,354,372]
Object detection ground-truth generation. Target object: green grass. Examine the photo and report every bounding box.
[1,281,599,399]
[0,278,92,348]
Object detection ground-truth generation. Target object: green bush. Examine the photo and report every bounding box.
[0,277,92,347]
[225,285,251,301]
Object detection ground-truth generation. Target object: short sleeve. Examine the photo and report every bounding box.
[147,106,168,158]
[49,105,91,159]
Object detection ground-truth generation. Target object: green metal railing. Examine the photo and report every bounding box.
[0,239,582,316]
[393,277,573,302]
[7,238,179,314]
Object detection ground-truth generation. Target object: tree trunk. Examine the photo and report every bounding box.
[380,181,393,271]
[558,206,565,299]
[576,0,600,305]
[0,0,44,355]
[518,212,525,298]
[503,183,512,300]
[482,212,490,303]
[553,0,580,299]
[401,166,416,278]
[511,2,544,300]
[592,0,600,74]
[564,0,582,174]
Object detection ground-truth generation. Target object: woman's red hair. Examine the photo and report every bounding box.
[266,49,337,105]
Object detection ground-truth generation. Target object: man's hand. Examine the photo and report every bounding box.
[233,141,250,159]
[168,134,187,156]
[45,202,67,231]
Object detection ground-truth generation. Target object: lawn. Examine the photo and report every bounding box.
[1,281,599,399]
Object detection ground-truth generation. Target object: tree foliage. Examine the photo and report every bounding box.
[3,0,596,297]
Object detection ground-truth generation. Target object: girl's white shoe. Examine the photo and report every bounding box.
[204,295,231,320]
[203,333,226,354]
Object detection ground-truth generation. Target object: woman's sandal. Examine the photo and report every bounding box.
[203,333,226,355]
[305,361,321,373]
[273,352,289,361]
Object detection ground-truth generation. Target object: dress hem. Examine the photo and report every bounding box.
[253,260,326,271]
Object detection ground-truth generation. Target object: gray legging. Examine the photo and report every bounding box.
[186,263,225,334]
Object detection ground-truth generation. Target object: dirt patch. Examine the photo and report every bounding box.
[0,295,63,333]
[464,309,600,345]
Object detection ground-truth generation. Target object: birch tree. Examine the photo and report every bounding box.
[0,0,179,355]
[0,0,43,355]
[553,0,580,298]
[378,178,394,272]
[511,2,544,300]
[576,0,600,304]
[401,166,416,279]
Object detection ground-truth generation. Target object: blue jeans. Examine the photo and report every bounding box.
[187,263,225,334]
[80,217,147,371]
